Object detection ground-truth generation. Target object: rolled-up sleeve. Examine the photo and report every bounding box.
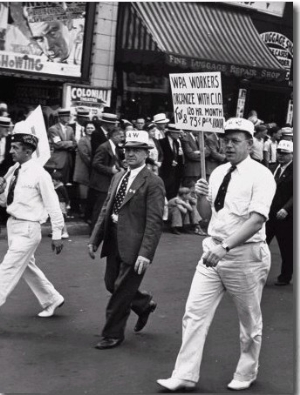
[248,169,276,220]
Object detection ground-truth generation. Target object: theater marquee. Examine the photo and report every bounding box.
[0,2,90,78]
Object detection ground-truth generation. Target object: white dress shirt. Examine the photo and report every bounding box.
[207,156,276,243]
[0,159,64,239]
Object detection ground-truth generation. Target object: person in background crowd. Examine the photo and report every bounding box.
[263,126,282,171]
[52,171,70,239]
[168,187,203,236]
[0,127,65,318]
[157,118,276,392]
[146,123,163,169]
[86,113,117,222]
[204,132,226,181]
[152,113,170,140]
[91,112,117,159]
[251,124,268,163]
[247,110,263,127]
[135,117,146,131]
[88,126,124,231]
[88,130,165,350]
[69,107,90,143]
[159,124,184,200]
[280,126,293,141]
[47,108,77,185]
[266,140,293,286]
[181,130,201,188]
[73,122,95,218]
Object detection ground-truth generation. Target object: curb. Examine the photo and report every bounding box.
[0,220,90,240]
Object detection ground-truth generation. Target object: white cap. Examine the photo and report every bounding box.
[277,140,293,153]
[124,130,153,149]
[224,118,255,137]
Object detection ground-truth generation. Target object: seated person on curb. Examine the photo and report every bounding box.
[168,187,204,235]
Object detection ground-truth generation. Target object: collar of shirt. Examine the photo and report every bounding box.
[280,159,293,173]
[109,139,116,155]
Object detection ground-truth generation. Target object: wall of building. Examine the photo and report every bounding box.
[90,2,118,91]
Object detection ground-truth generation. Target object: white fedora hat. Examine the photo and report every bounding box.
[152,113,170,124]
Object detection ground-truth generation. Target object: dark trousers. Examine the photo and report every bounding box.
[91,191,107,232]
[266,216,293,282]
[102,224,152,339]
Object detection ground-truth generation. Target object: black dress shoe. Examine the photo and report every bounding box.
[134,301,157,332]
[274,279,290,286]
[95,337,123,350]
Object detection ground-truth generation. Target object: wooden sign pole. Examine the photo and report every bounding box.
[198,131,206,181]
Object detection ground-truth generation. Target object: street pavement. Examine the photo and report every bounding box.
[0,231,293,394]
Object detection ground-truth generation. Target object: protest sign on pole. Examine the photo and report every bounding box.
[169,71,225,179]
[25,105,51,167]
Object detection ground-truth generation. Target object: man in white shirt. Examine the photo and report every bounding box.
[152,113,170,140]
[157,118,276,392]
[0,130,65,318]
[251,124,268,163]
[88,131,165,350]
[263,126,282,172]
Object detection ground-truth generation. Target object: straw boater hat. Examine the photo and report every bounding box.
[280,127,293,137]
[152,113,170,124]
[124,130,153,149]
[165,123,182,134]
[99,113,118,124]
[224,118,255,137]
[0,116,12,128]
[76,107,90,118]
[58,108,71,117]
[277,140,293,153]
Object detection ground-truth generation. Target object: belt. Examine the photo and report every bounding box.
[211,237,264,246]
[9,215,39,223]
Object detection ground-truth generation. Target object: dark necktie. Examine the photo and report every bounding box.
[274,166,282,183]
[112,171,131,215]
[7,165,21,206]
[214,165,236,212]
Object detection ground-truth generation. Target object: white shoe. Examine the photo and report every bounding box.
[157,377,196,391]
[38,295,64,318]
[227,378,255,390]
[61,232,69,239]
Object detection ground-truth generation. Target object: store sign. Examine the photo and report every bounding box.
[123,72,169,93]
[223,2,285,17]
[0,2,87,78]
[63,84,111,120]
[166,54,287,82]
[260,32,293,80]
[169,72,224,133]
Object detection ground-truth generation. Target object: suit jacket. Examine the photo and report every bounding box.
[47,123,76,169]
[91,126,108,160]
[159,137,184,179]
[90,166,165,265]
[270,162,293,220]
[204,132,226,176]
[89,140,121,192]
[73,135,91,186]
[181,132,202,178]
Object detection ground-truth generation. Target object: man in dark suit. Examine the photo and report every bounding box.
[88,130,165,350]
[266,140,293,285]
[47,108,77,184]
[0,116,13,224]
[88,127,123,231]
[204,132,226,181]
[85,113,118,222]
[181,130,203,188]
[159,124,184,200]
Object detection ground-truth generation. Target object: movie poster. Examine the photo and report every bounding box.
[0,2,87,77]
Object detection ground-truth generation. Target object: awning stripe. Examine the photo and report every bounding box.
[128,2,283,69]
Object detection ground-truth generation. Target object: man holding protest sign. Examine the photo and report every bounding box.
[157,118,276,391]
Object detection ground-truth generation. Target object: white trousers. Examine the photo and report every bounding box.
[172,237,271,383]
[0,217,62,309]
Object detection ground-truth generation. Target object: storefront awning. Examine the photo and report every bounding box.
[117,2,286,82]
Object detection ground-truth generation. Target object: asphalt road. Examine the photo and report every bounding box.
[0,232,293,394]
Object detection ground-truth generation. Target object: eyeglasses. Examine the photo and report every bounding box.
[223,138,248,145]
